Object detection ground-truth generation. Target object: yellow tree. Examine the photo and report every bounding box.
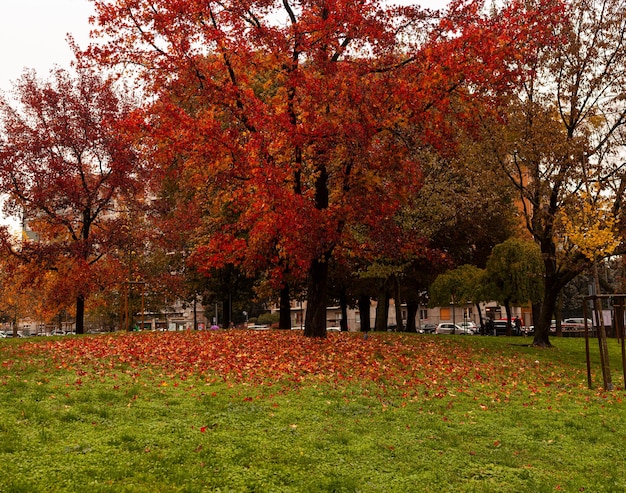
[558,192,620,264]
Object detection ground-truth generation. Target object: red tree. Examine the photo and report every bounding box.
[0,68,143,334]
[84,0,564,336]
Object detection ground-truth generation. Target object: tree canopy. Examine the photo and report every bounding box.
[78,0,565,336]
[0,68,143,333]
[478,0,626,346]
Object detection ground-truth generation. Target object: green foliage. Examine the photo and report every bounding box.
[256,312,280,326]
[485,238,544,306]
[429,264,486,307]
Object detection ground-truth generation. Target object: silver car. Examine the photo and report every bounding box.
[435,323,473,335]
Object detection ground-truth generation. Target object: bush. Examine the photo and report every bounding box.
[256,312,280,326]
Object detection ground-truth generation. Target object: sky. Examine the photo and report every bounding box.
[0,0,94,94]
[0,0,450,95]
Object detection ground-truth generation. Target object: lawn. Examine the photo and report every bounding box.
[1,330,625,492]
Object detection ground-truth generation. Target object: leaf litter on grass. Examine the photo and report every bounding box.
[2,331,626,492]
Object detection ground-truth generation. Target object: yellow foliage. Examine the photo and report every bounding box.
[557,192,619,260]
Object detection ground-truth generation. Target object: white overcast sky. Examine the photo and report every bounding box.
[0,0,450,94]
[0,0,94,94]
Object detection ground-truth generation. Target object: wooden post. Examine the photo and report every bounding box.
[594,296,613,391]
[584,301,592,389]
[616,298,626,389]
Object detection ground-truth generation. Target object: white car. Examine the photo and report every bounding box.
[435,323,473,335]
[562,318,593,329]
[458,322,478,334]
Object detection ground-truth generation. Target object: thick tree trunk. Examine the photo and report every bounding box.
[531,302,541,333]
[375,284,389,331]
[304,257,328,337]
[304,162,330,338]
[532,232,585,346]
[476,302,485,333]
[75,294,85,334]
[554,293,563,337]
[279,283,292,330]
[358,295,371,334]
[533,279,559,347]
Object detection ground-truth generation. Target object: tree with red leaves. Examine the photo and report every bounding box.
[0,68,143,334]
[83,0,565,337]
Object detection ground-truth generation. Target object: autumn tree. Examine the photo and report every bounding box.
[0,68,143,334]
[479,0,626,346]
[484,238,544,334]
[83,0,565,337]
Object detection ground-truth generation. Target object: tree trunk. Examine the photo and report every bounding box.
[393,275,403,331]
[375,284,389,331]
[476,302,485,333]
[279,283,292,330]
[358,295,371,334]
[303,162,330,338]
[406,301,418,333]
[339,288,349,332]
[531,302,541,331]
[533,279,559,347]
[75,294,85,334]
[304,257,328,337]
[554,292,562,337]
[504,300,512,336]
[193,296,197,329]
[222,295,232,328]
[532,244,583,346]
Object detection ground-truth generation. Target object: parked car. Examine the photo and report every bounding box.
[490,320,509,336]
[562,318,593,330]
[435,323,473,335]
[458,321,478,334]
[2,331,23,338]
[248,324,270,330]
[419,323,437,334]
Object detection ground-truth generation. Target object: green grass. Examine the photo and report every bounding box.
[1,332,626,492]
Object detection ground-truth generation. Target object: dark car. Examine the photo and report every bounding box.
[420,323,437,334]
[491,320,509,336]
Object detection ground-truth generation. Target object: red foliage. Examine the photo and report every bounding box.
[4,331,591,402]
[80,0,568,337]
[0,68,144,332]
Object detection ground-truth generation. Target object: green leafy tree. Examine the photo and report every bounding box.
[429,264,487,329]
[484,238,544,334]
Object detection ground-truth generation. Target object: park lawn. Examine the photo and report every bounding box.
[1,330,625,493]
